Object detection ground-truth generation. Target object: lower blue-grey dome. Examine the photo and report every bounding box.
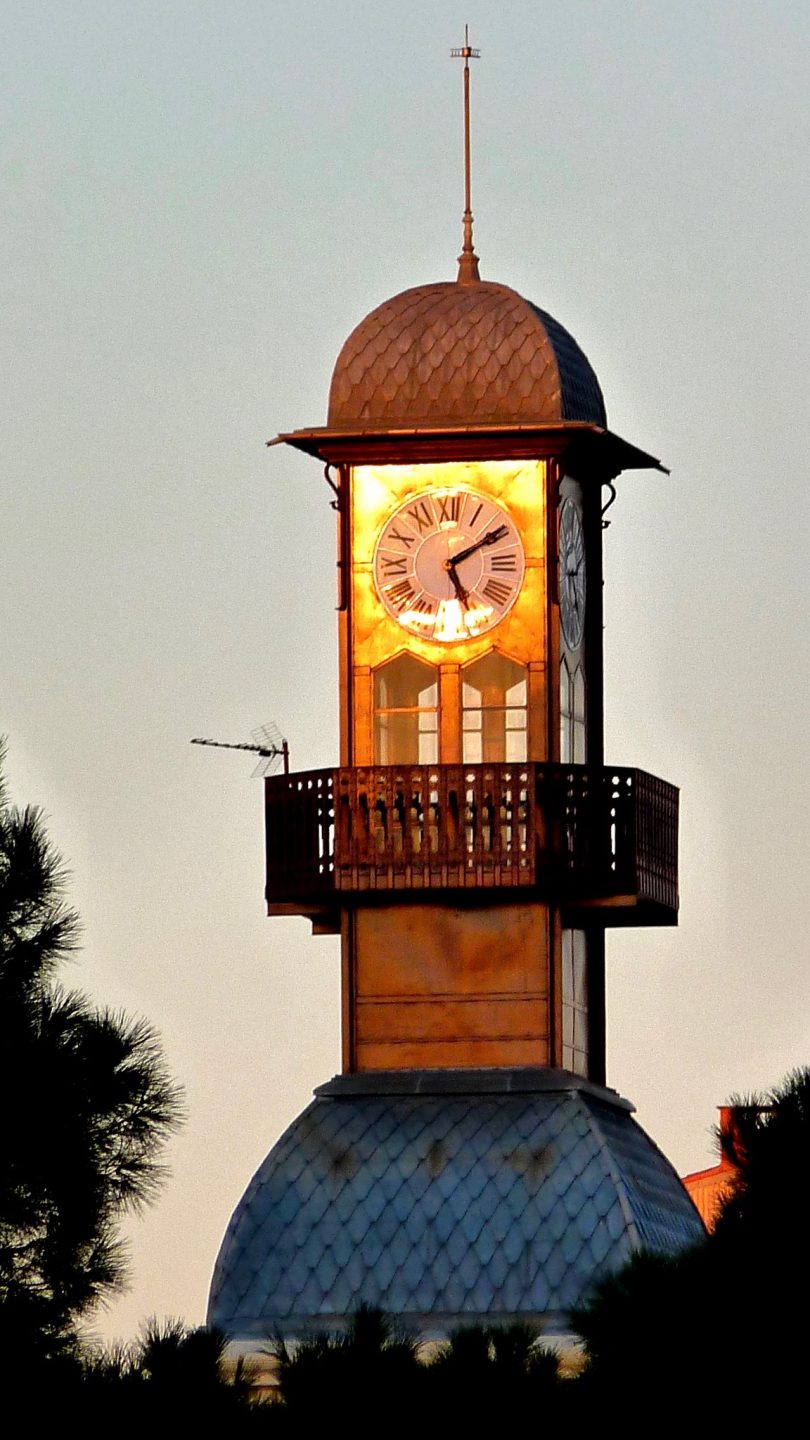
[208,1069,703,1340]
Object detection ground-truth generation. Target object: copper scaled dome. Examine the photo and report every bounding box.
[327,280,606,431]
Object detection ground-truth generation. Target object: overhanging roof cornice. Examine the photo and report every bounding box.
[267,421,668,477]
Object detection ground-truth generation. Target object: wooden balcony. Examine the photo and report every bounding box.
[265,763,678,929]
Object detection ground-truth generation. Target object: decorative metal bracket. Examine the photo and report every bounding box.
[601,481,617,529]
[324,464,349,611]
[324,463,341,511]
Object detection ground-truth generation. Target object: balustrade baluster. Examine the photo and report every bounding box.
[410,775,424,859]
[394,788,406,862]
[500,781,511,863]
[447,784,459,855]
[482,792,493,857]
[429,795,440,855]
[358,790,370,867]
[465,776,477,870]
[518,775,528,873]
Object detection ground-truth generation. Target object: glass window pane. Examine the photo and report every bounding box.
[573,930,588,1007]
[562,928,572,986]
[374,653,436,711]
[573,665,586,722]
[505,731,526,762]
[462,652,528,764]
[419,732,438,764]
[463,732,483,764]
[560,658,572,716]
[374,654,439,764]
[560,658,572,763]
[562,928,589,1073]
[465,650,525,699]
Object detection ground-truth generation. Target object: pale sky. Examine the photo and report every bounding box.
[2,1,809,1344]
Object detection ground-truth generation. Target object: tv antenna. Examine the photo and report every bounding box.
[191,721,290,778]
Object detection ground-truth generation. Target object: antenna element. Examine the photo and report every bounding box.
[191,722,290,778]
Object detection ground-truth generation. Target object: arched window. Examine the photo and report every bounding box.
[374,654,438,765]
[462,651,527,764]
[560,657,572,763]
[560,659,586,763]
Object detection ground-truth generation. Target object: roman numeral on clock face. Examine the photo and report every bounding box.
[482,577,513,606]
[437,492,464,524]
[490,551,517,572]
[385,578,417,610]
[407,500,434,534]
[379,554,409,576]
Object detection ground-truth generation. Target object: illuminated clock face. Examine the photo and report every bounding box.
[373,486,525,643]
[559,498,586,650]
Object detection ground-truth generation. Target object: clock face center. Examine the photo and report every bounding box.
[413,529,485,599]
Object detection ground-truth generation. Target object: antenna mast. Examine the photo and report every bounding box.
[451,25,481,283]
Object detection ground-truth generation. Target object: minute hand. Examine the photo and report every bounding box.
[446,524,509,570]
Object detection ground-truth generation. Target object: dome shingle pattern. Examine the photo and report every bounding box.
[327,281,606,430]
[208,1072,702,1339]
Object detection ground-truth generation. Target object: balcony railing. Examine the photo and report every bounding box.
[265,763,678,927]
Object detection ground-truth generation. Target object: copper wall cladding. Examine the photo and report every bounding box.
[351,903,549,1071]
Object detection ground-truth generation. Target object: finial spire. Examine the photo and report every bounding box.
[451,25,481,283]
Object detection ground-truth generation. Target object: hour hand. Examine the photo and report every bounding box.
[447,565,469,607]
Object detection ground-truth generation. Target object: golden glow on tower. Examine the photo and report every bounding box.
[351,459,546,669]
[346,459,548,768]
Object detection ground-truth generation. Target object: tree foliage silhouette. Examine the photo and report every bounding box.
[0,744,183,1370]
[426,1320,561,1423]
[572,1066,810,1417]
[273,1306,561,1425]
[273,1303,422,1423]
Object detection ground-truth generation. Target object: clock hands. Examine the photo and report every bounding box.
[444,523,509,575]
[442,523,514,624]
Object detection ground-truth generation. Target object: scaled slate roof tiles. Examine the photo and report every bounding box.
[327,282,607,431]
[208,1073,703,1339]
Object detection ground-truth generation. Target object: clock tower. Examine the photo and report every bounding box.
[209,45,702,1347]
[262,281,674,1086]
